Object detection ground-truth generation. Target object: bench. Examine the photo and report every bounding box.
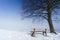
[30,28,47,37]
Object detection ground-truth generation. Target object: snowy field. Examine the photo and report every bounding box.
[0,29,60,40]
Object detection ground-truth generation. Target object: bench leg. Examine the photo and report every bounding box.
[45,31,47,36]
[45,29,47,36]
[43,31,47,36]
[31,31,35,37]
[43,31,44,35]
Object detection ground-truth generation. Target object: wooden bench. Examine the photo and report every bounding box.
[30,28,47,37]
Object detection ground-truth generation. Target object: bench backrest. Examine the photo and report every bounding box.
[31,28,47,32]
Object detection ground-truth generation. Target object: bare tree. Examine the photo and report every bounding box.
[21,0,60,34]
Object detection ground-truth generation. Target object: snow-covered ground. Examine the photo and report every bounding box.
[0,29,60,40]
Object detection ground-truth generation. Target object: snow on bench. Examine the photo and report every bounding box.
[30,28,47,37]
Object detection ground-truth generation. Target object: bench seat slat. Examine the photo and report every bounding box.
[30,31,45,32]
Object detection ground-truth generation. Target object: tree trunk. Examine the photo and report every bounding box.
[47,9,56,34]
[48,17,56,33]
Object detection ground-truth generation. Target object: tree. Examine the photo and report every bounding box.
[21,0,60,34]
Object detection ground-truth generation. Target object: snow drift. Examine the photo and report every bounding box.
[0,29,60,40]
